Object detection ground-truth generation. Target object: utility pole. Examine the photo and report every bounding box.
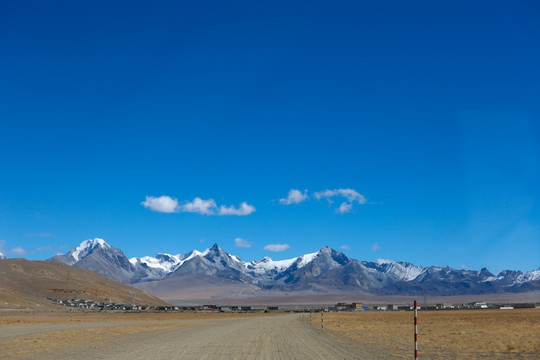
[129,290,138,308]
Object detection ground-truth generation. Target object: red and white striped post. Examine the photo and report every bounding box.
[414,300,418,359]
[321,308,324,332]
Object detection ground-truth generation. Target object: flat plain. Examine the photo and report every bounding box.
[313,308,540,359]
[1,309,539,359]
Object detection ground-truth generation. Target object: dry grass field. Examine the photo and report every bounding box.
[2,309,539,359]
[313,308,540,359]
[0,309,278,325]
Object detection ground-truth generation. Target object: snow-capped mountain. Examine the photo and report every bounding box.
[48,239,540,296]
[48,238,138,283]
[0,252,6,260]
[50,238,112,266]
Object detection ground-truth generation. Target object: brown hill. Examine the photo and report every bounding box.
[0,259,168,309]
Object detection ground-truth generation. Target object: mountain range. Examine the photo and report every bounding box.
[44,238,540,300]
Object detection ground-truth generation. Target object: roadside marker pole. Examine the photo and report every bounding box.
[321,308,324,332]
[310,309,312,323]
[414,300,418,360]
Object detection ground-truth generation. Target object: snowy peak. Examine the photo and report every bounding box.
[49,238,114,265]
[0,252,5,260]
[310,246,350,269]
[47,238,136,283]
[71,238,111,262]
[201,243,245,270]
[205,243,227,259]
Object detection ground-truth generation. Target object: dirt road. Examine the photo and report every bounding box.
[1,314,373,360]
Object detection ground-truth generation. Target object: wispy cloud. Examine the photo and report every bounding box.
[35,245,70,252]
[141,195,179,213]
[371,242,380,251]
[25,232,55,238]
[142,195,256,216]
[11,246,27,255]
[279,189,308,205]
[235,237,252,248]
[341,244,350,250]
[264,243,290,252]
[336,202,353,214]
[314,188,367,214]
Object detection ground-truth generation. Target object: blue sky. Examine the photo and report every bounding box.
[0,1,538,273]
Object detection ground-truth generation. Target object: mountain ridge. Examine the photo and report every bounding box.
[46,238,540,298]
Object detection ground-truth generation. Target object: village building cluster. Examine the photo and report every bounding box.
[47,297,538,313]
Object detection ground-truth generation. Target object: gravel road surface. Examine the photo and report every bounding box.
[1,314,372,359]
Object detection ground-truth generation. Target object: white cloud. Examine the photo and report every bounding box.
[371,242,380,251]
[235,237,252,248]
[218,202,256,216]
[141,195,179,213]
[179,197,217,215]
[314,188,367,214]
[264,243,290,252]
[341,244,350,250]
[142,195,255,216]
[279,189,308,205]
[11,247,27,255]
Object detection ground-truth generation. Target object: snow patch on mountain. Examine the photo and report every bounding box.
[130,249,213,274]
[377,258,424,281]
[298,251,319,268]
[524,269,540,282]
[247,257,297,274]
[509,269,540,285]
[130,253,183,273]
[0,252,5,260]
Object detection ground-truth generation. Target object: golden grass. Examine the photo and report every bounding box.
[312,308,540,359]
[0,322,194,359]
